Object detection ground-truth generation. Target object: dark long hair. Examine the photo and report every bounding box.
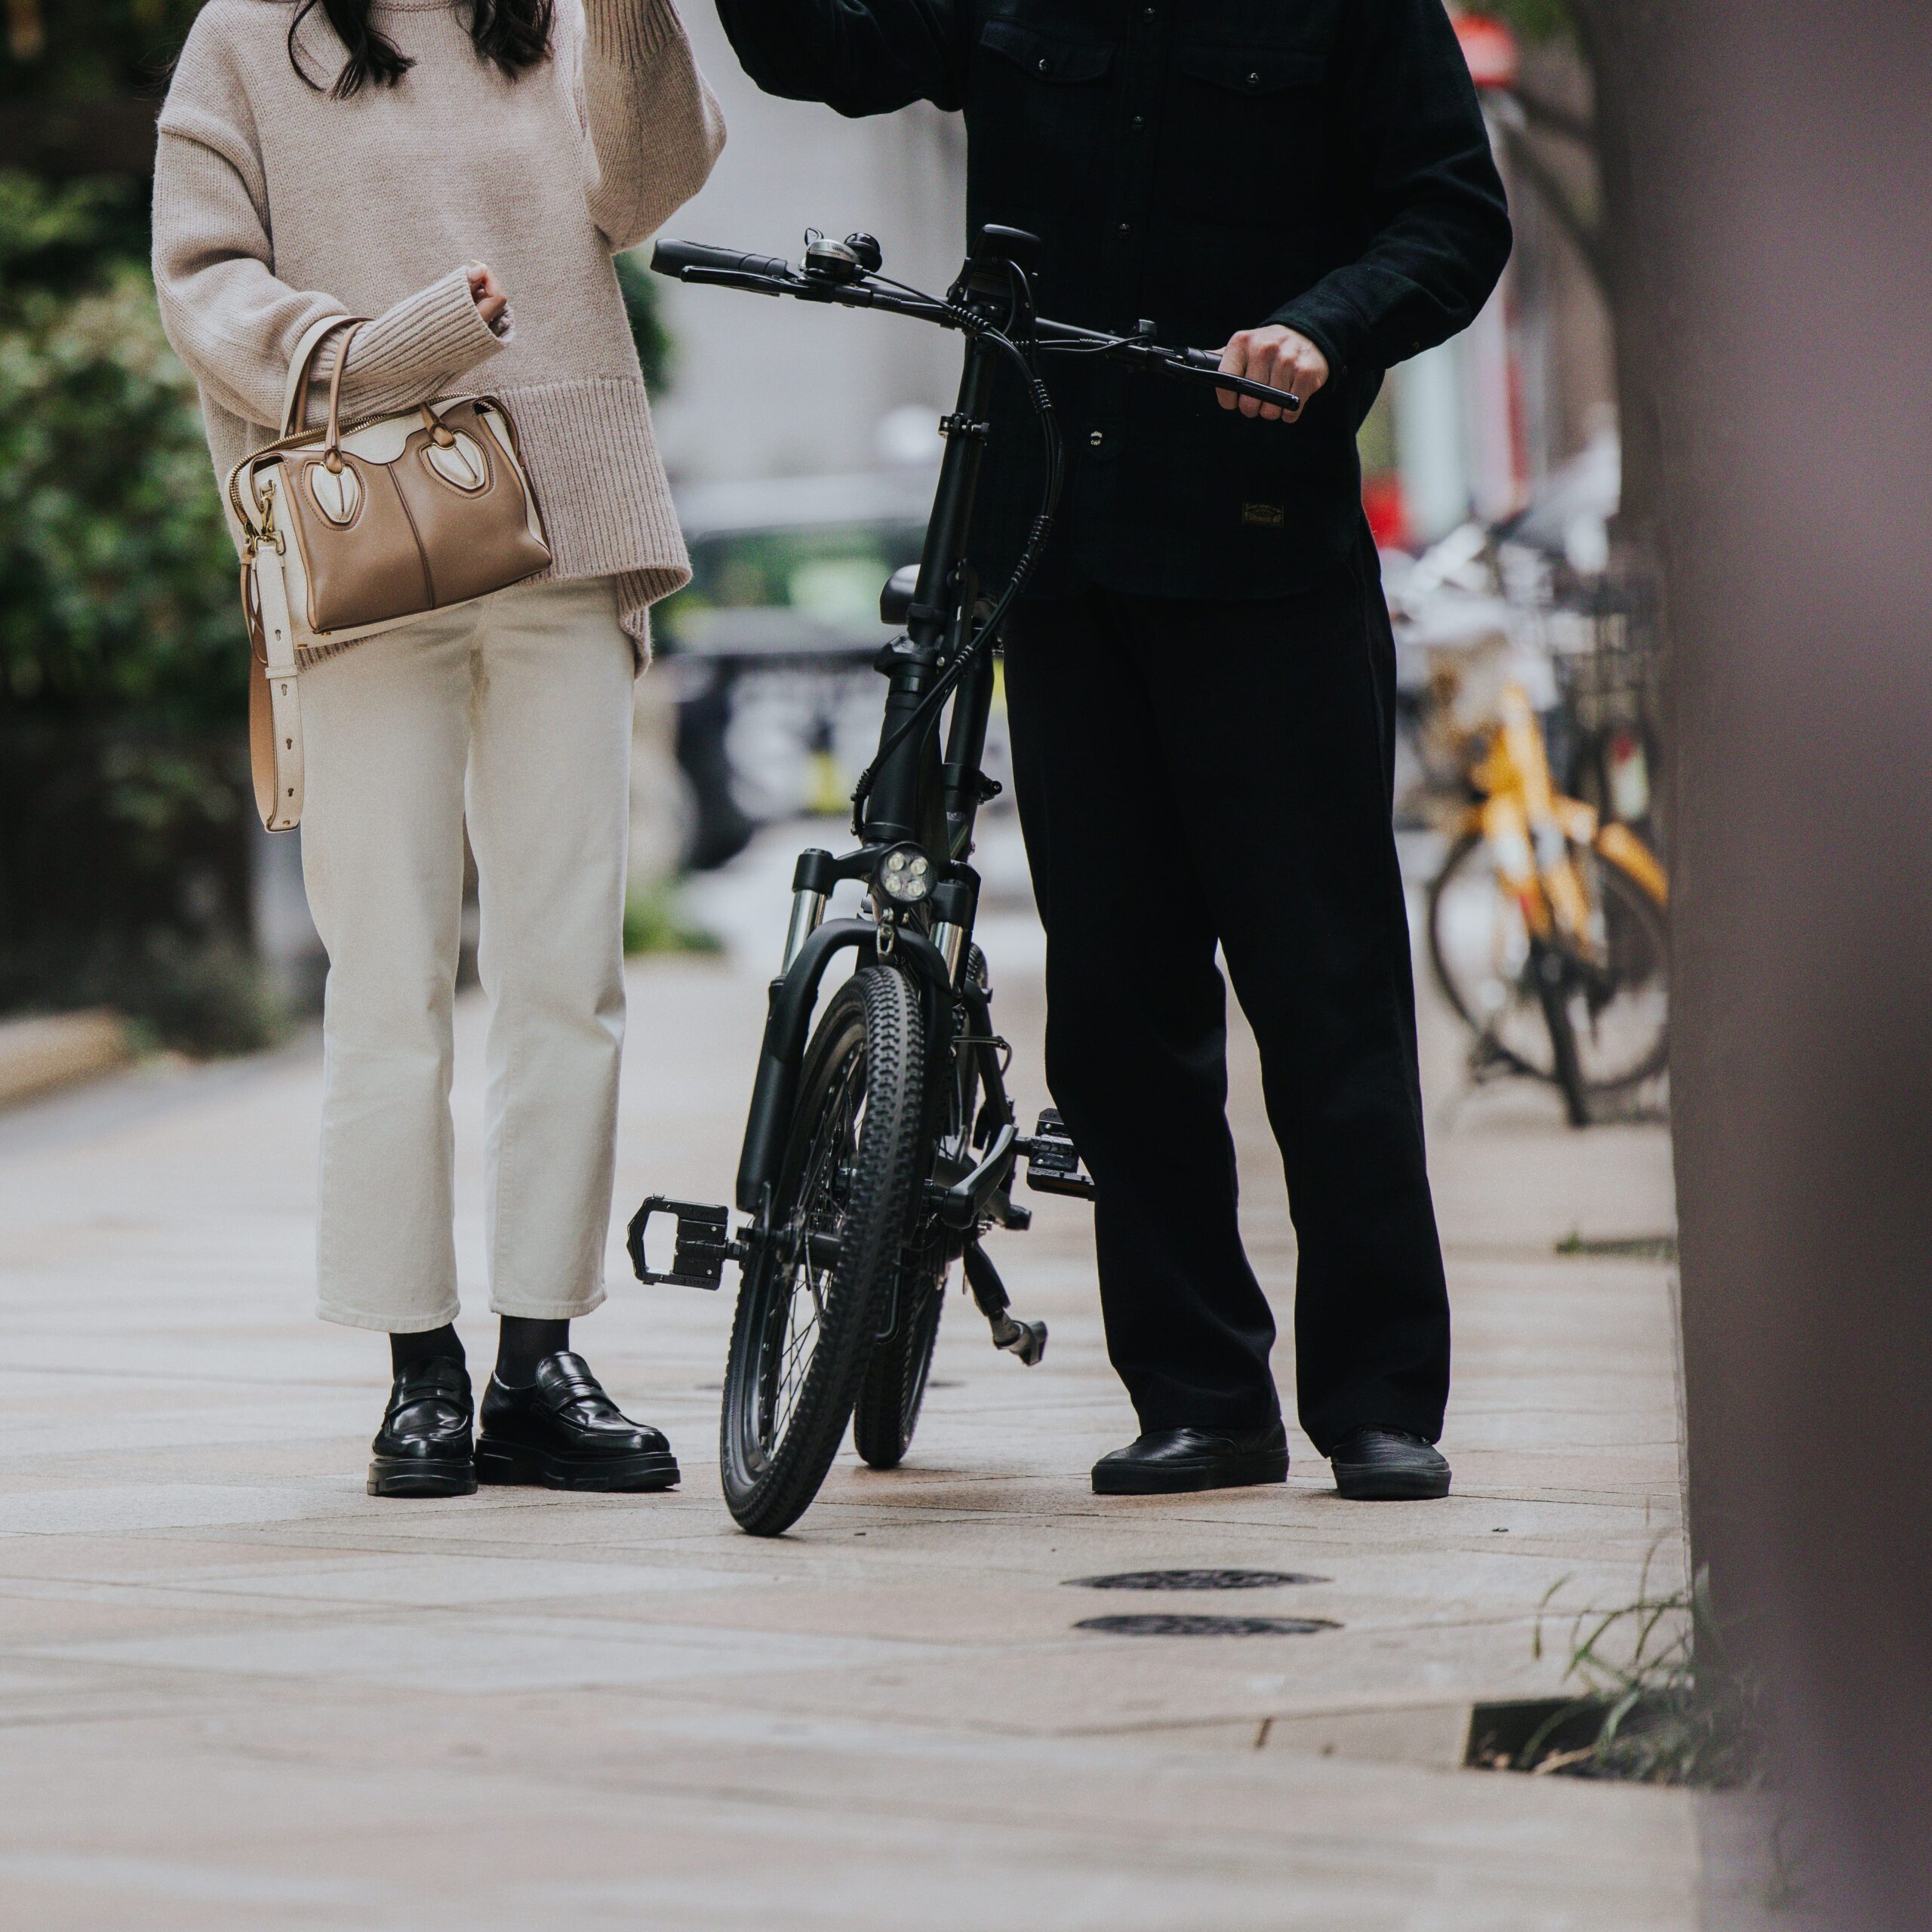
[289,0,555,100]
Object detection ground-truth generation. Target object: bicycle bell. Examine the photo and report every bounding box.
[801,229,882,285]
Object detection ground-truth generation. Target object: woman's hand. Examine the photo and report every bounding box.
[1217,324,1329,422]
[467,261,509,331]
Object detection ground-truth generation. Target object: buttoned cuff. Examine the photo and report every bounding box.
[1264,299,1352,385]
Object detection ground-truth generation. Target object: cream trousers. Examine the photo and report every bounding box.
[299,577,635,1333]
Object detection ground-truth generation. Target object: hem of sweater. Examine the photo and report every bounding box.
[294,561,668,672]
[494,374,689,583]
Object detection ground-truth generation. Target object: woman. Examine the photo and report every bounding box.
[153,0,724,1497]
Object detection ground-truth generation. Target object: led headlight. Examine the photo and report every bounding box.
[876,844,933,904]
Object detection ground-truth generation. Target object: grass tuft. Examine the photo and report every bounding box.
[1478,1555,1767,1787]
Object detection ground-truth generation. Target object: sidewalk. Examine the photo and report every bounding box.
[0,818,1695,1930]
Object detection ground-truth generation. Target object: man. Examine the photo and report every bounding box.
[715,0,1511,1499]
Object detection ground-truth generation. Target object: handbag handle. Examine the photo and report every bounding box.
[282,312,369,438]
[292,316,457,473]
[318,319,365,473]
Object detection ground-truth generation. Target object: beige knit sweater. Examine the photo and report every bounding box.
[153,0,725,660]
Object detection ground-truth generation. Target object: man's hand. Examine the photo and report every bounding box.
[1217,324,1329,422]
[467,261,509,331]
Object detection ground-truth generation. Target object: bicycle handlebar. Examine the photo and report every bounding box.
[649,238,1300,413]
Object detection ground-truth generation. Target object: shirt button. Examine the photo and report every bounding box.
[1247,72,1262,88]
[1037,57,1051,72]
[1089,430,1106,448]
[1117,221,1131,236]
[1130,114,1146,131]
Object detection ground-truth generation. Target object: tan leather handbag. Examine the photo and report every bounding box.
[227,315,552,830]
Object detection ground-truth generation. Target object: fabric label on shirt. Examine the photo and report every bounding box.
[1241,502,1287,528]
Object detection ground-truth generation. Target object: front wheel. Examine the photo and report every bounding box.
[718,964,928,1536]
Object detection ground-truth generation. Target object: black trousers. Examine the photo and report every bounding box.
[1002,546,1451,1456]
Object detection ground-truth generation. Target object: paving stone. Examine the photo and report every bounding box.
[0,823,1692,1927]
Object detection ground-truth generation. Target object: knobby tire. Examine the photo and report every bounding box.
[718,964,928,1535]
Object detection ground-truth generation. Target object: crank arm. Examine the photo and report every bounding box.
[925,1122,1018,1230]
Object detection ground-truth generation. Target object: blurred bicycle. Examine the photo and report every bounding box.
[1389,523,1670,1128]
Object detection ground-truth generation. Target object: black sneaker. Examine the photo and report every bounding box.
[476,1352,679,1493]
[1330,1427,1451,1500]
[368,1357,476,1498]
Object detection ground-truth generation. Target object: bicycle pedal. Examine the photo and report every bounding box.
[1023,1109,1095,1201]
[626,1196,731,1289]
[989,1312,1048,1366]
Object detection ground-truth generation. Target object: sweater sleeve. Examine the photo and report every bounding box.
[152,122,507,430]
[576,0,728,253]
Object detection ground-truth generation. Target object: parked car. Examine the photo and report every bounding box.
[655,471,947,869]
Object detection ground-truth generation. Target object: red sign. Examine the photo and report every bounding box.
[1454,13,1520,90]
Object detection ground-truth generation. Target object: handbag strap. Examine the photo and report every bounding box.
[282,312,368,438]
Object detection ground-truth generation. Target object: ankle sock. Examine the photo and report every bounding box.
[496,1315,570,1387]
[389,1324,464,1377]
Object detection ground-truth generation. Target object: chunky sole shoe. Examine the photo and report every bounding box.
[367,1454,477,1499]
[1091,1441,1289,1497]
[475,1440,680,1493]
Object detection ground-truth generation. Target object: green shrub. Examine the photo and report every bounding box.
[0,171,268,1050]
[623,881,722,958]
[0,175,241,726]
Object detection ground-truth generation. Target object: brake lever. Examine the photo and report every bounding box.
[673,266,793,298]
[1037,337,1297,411]
[1160,351,1303,411]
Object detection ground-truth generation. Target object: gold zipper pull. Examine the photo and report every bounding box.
[258,477,286,555]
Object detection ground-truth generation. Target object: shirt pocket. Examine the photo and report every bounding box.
[973,19,1118,214]
[1163,42,1333,224]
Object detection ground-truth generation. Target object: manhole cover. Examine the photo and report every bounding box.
[1075,1614,1339,1638]
[1067,1569,1327,1591]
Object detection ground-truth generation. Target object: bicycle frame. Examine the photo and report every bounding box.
[731,267,1020,1229]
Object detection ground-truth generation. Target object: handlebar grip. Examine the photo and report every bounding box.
[651,239,792,283]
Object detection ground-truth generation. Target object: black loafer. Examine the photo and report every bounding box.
[1330,1427,1451,1500]
[1092,1420,1289,1497]
[368,1356,476,1498]
[476,1352,679,1492]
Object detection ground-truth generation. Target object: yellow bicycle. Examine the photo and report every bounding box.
[1425,677,1670,1127]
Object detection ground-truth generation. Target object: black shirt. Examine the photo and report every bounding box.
[714,0,1512,600]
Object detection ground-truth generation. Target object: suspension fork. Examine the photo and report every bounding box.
[734,918,956,1217]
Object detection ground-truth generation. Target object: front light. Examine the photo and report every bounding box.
[877,844,933,903]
